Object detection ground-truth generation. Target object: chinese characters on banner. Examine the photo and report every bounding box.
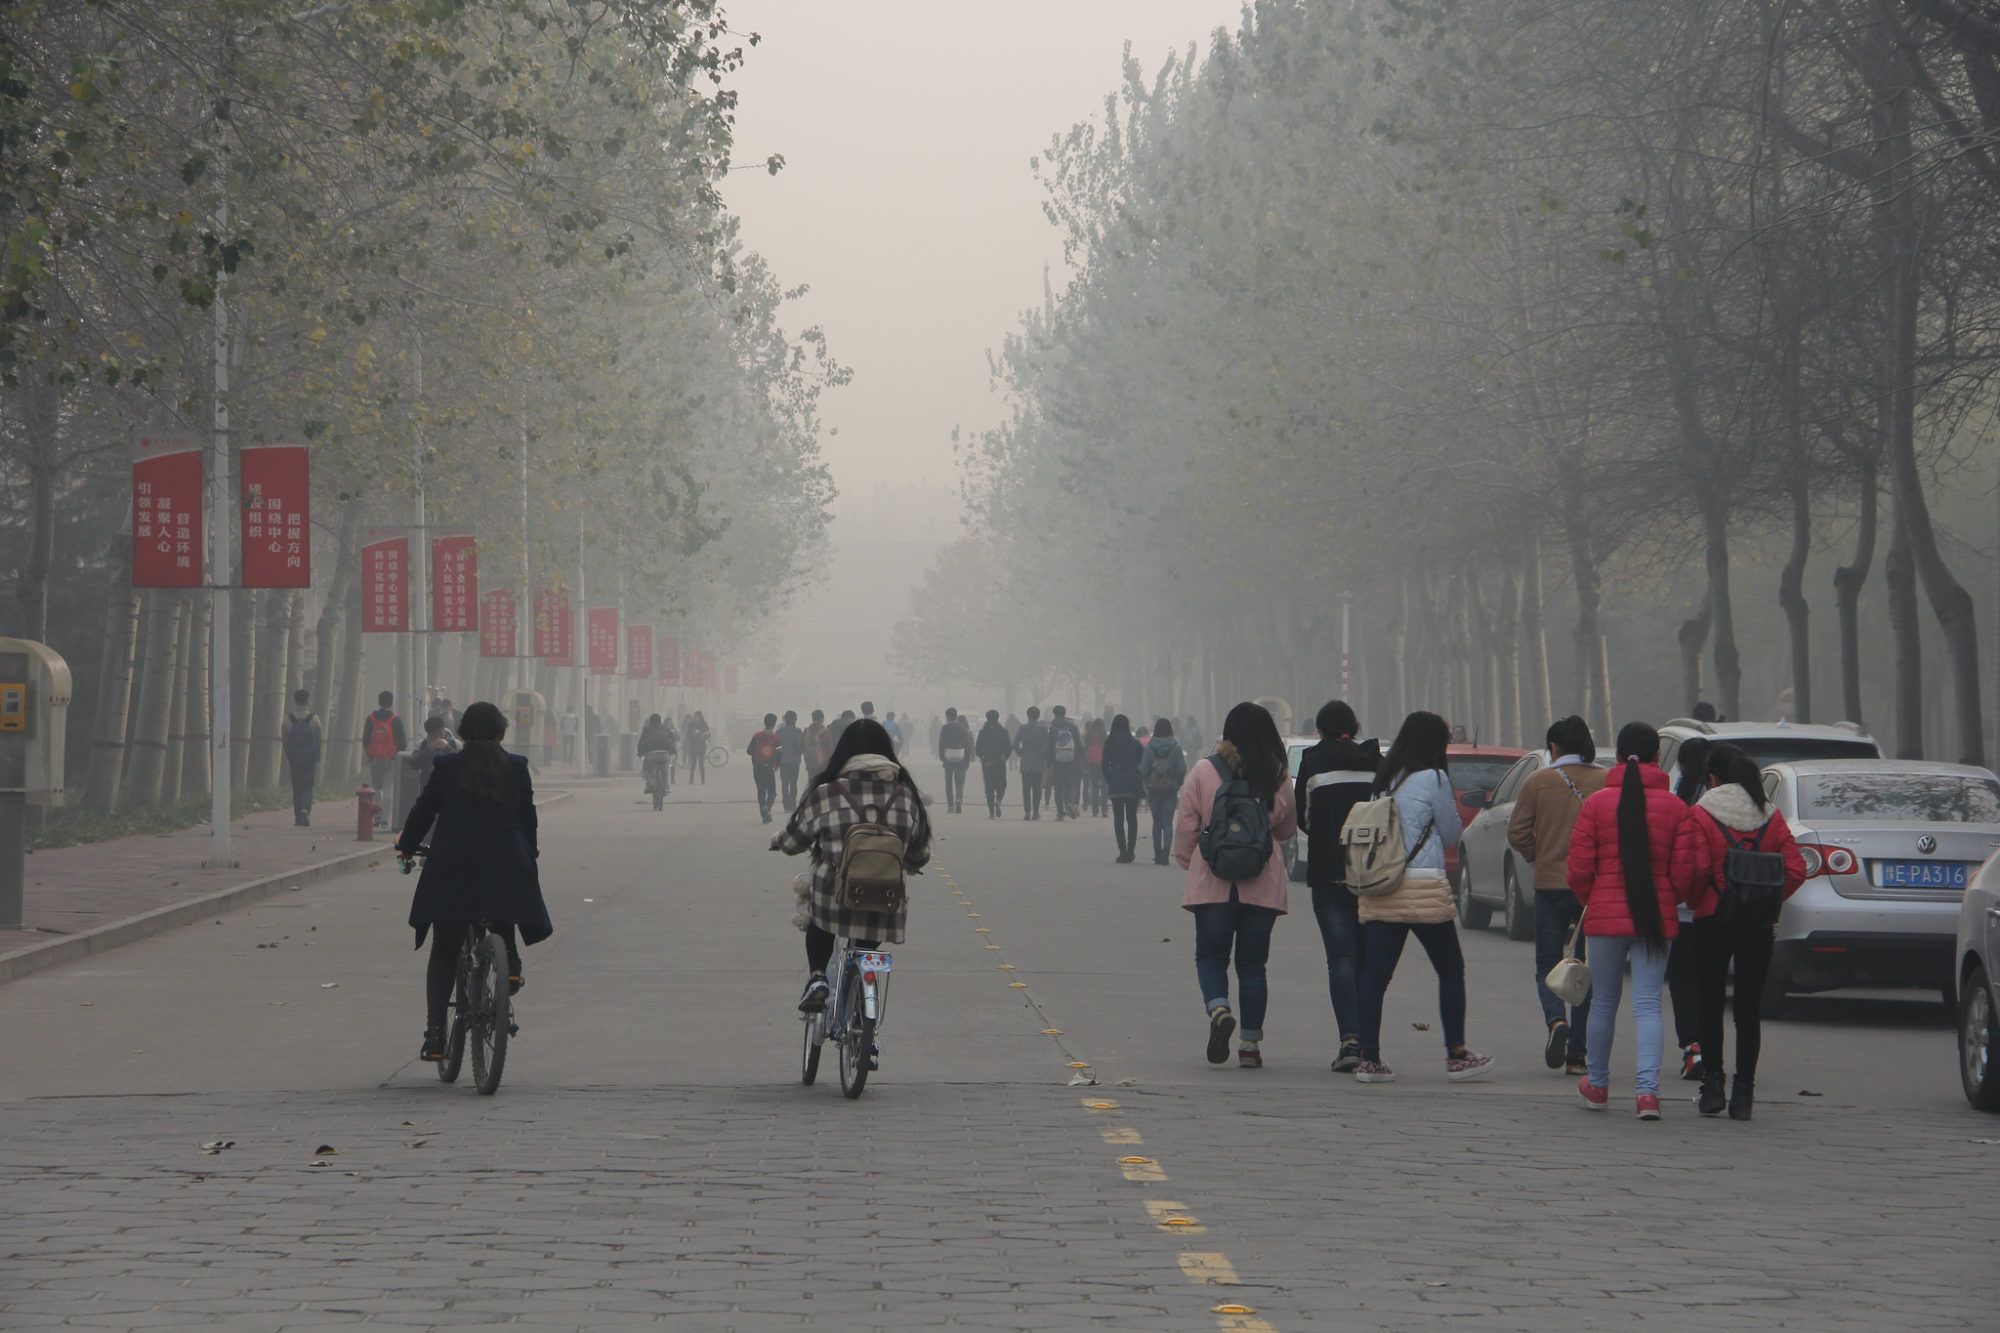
[479,590,517,658]
[724,663,739,695]
[131,434,204,588]
[627,625,653,679]
[431,536,478,632]
[587,608,619,676]
[361,537,410,631]
[657,634,680,685]
[533,587,573,663]
[239,443,310,587]
[686,650,715,690]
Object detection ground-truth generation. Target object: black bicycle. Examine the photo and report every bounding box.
[402,851,515,1095]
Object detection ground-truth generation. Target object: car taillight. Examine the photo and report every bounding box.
[1798,844,1856,876]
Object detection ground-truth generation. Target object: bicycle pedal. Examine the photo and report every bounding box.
[508,1023,520,1037]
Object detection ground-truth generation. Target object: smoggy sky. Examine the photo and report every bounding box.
[722,1,1246,503]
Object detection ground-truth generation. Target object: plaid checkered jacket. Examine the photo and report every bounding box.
[773,769,931,943]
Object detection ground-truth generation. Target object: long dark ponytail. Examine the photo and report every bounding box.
[1613,721,1665,947]
[455,701,510,803]
[1705,742,1769,813]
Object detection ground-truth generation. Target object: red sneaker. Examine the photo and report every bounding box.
[1576,1075,1608,1111]
[1635,1093,1662,1121]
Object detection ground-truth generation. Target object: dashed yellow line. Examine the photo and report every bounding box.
[1179,1252,1240,1285]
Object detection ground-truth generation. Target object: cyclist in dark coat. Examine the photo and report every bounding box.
[396,701,553,1063]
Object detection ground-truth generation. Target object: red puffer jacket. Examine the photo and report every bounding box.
[1566,761,1696,939]
[1669,782,1809,918]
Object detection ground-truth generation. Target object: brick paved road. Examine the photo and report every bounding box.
[4,770,1995,1330]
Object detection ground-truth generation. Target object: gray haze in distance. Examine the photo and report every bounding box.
[723,1,1243,712]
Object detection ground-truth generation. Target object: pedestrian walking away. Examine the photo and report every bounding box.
[363,690,407,827]
[803,709,833,777]
[1174,701,1298,1070]
[1015,706,1049,820]
[1141,718,1187,864]
[748,713,782,823]
[394,701,554,1064]
[1566,721,1695,1120]
[1047,705,1084,819]
[1665,736,1715,1082]
[976,708,1012,818]
[282,689,324,827]
[772,718,932,1019]
[937,707,973,813]
[1507,714,1609,1076]
[1100,713,1144,861]
[638,712,674,799]
[1351,710,1493,1086]
[777,710,805,811]
[685,711,711,785]
[1084,717,1109,818]
[1292,699,1381,1072]
[1671,742,1807,1121]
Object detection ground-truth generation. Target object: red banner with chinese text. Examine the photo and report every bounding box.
[479,590,516,658]
[686,650,714,690]
[657,634,680,685]
[361,537,409,632]
[627,625,652,679]
[132,434,204,588]
[431,536,478,632]
[239,443,310,588]
[533,587,572,663]
[588,608,619,676]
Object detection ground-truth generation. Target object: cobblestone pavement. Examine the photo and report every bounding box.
[4,771,1996,1330]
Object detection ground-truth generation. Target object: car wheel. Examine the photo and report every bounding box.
[1960,965,2000,1111]
[1503,861,1534,941]
[1456,855,1493,930]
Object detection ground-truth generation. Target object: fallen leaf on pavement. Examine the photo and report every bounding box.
[1411,1022,1432,1031]
[200,1140,235,1152]
[1798,1089,1823,1097]
[407,1140,429,1148]
[319,982,338,989]
[314,1144,337,1155]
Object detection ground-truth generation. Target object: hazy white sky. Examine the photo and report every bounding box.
[722,1,1245,501]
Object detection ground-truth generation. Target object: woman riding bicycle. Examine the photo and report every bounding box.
[638,712,673,793]
[395,701,554,1063]
[772,717,931,1013]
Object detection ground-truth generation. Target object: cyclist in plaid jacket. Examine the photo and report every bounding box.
[773,717,932,1012]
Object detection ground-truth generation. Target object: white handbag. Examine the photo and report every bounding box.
[1544,908,1592,1006]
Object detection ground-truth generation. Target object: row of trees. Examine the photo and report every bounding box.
[2,1,836,810]
[903,0,2000,759]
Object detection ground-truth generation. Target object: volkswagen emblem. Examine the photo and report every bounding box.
[1917,834,1938,855]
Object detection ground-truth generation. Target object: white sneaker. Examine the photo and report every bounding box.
[1354,1059,1396,1084]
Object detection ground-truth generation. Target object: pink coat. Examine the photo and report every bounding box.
[1174,749,1299,914]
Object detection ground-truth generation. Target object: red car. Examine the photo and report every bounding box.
[1444,744,1526,886]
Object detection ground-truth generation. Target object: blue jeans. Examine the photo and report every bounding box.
[1534,890,1590,1060]
[1310,884,1364,1040]
[1191,888,1279,1040]
[1585,935,1670,1095]
[1357,920,1467,1060]
[1148,793,1176,861]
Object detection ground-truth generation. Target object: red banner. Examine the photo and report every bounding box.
[132,434,204,588]
[479,590,516,658]
[431,535,478,632]
[239,443,310,588]
[533,586,572,663]
[627,625,653,679]
[588,608,619,676]
[687,650,714,690]
[657,634,680,685]
[361,536,409,632]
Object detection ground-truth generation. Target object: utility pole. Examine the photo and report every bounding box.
[411,335,427,725]
[206,105,234,870]
[576,506,589,782]
[1340,590,1353,702]
[517,394,531,695]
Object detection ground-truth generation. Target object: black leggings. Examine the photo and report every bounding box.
[1695,914,1776,1080]
[805,923,878,975]
[426,922,521,1028]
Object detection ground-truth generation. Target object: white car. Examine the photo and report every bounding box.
[1455,750,1610,940]
[1958,857,2000,1110]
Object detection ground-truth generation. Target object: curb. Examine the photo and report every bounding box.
[0,789,575,987]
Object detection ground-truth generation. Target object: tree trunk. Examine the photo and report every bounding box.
[161,596,192,804]
[125,591,184,805]
[1887,503,1923,758]
[1677,594,1711,716]
[13,381,60,641]
[1566,528,1600,718]
[83,546,140,814]
[1701,498,1743,722]
[182,595,210,798]
[284,589,305,713]
[1778,342,1814,724]
[230,588,255,789]
[1519,534,1551,730]
[1834,461,1878,726]
[249,590,290,789]
[329,586,367,784]
[1389,574,1409,722]
[1494,562,1522,747]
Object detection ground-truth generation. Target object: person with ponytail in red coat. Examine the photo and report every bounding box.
[1566,722,1697,1120]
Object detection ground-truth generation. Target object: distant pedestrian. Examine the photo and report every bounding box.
[829,708,856,748]
[1174,701,1296,1069]
[804,708,833,775]
[1014,706,1049,820]
[937,707,973,814]
[1508,715,1609,1077]
[1672,742,1807,1122]
[685,710,711,784]
[1292,700,1381,1072]
[1140,718,1186,865]
[748,713,781,822]
[363,690,407,827]
[883,710,904,754]
[975,708,1011,817]
[1182,715,1205,759]
[1666,736,1715,1082]
[1083,717,1109,817]
[777,710,805,810]
[282,689,324,827]
[1101,714,1144,862]
[1352,711,1494,1086]
[1047,704,1084,819]
[438,697,460,733]
[1566,721,1694,1120]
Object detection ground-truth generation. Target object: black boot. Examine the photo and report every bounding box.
[1728,1074,1754,1121]
[1697,1070,1726,1117]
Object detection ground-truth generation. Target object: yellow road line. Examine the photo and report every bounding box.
[1178,1252,1240,1286]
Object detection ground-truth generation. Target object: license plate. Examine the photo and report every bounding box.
[1874,860,1968,889]
[854,951,893,971]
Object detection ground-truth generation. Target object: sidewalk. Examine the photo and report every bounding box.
[0,790,571,984]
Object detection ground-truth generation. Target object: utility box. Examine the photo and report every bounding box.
[0,638,72,807]
[503,688,545,772]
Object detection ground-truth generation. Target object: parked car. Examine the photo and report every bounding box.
[1443,744,1525,889]
[1657,717,1881,774]
[1762,759,2000,1014]
[1283,735,1317,883]
[1957,857,2000,1110]
[1456,749,1611,940]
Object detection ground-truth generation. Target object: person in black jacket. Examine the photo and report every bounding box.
[396,701,554,1063]
[1292,699,1381,1072]
[1100,714,1145,862]
[937,707,974,813]
[975,709,1012,817]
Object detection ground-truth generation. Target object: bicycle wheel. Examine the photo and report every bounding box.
[708,744,728,769]
[438,943,470,1083]
[653,783,665,811]
[801,1010,823,1085]
[469,932,510,1095]
[837,968,873,1099]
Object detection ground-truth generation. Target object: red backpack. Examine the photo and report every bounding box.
[365,714,398,761]
[752,733,777,765]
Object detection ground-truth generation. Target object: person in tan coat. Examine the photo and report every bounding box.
[1506,715,1609,1074]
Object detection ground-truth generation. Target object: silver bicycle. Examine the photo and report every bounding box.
[800,941,894,1098]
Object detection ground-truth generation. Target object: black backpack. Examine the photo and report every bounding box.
[1716,817,1786,928]
[1198,755,1274,882]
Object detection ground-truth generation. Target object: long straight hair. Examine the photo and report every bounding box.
[455,701,510,803]
[809,716,926,803]
[1705,742,1769,813]
[1220,701,1286,806]
[1673,737,1713,806]
[1374,710,1450,796]
[1614,721,1665,947]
